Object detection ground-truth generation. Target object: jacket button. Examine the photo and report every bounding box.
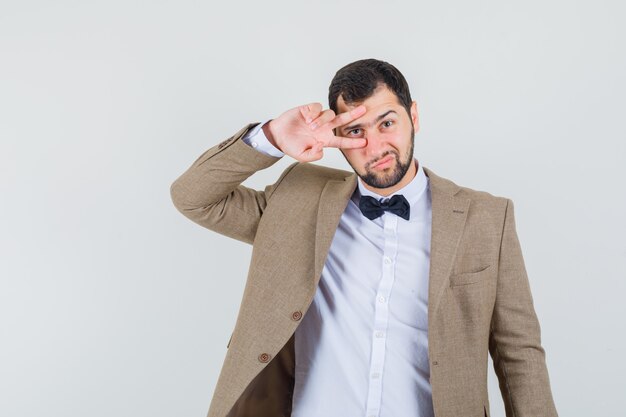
[258,353,271,363]
[291,310,303,321]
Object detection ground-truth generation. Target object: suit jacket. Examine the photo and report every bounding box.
[170,122,558,417]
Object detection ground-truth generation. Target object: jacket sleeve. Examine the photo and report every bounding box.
[169,122,298,245]
[488,198,559,417]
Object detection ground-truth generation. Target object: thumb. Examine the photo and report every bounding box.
[301,141,324,161]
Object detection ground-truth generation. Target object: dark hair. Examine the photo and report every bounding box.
[328,58,413,118]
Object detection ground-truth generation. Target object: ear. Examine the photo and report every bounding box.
[410,101,419,132]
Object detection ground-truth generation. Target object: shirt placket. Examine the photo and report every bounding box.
[365,211,398,417]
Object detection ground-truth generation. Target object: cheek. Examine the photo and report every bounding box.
[387,134,409,151]
[343,149,367,166]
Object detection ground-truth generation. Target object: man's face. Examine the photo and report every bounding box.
[335,84,419,189]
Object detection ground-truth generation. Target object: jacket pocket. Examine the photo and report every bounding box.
[449,264,491,286]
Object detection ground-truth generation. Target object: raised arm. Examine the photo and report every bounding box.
[170,122,296,245]
[170,102,368,244]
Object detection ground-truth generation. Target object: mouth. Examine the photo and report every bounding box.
[371,154,395,169]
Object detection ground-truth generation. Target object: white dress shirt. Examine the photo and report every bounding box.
[242,121,434,417]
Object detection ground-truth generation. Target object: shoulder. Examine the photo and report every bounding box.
[423,165,511,213]
[279,160,353,183]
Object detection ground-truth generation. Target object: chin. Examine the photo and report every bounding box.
[360,162,404,188]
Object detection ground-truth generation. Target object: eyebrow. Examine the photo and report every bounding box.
[342,110,398,133]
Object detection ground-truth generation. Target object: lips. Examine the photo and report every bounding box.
[372,154,394,168]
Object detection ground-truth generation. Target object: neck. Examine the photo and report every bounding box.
[362,158,418,197]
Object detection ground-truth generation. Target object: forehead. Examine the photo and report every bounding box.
[336,84,402,113]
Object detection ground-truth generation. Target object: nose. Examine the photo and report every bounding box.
[363,130,387,157]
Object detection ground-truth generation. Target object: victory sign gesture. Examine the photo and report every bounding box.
[262,102,368,162]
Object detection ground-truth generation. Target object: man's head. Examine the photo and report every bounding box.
[328,59,419,195]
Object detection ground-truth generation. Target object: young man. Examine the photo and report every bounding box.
[170,59,558,417]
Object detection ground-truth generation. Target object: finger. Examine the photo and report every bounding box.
[300,141,324,161]
[325,104,367,131]
[309,109,336,130]
[324,136,367,149]
[299,102,323,124]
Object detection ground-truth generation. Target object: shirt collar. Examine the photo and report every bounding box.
[352,157,429,222]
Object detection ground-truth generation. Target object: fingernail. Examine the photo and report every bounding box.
[310,122,318,130]
[306,117,312,124]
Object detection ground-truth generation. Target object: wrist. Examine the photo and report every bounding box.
[262,120,281,151]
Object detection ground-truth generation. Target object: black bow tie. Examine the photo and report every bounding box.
[358,194,410,221]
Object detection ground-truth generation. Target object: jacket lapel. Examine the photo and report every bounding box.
[423,166,470,318]
[314,174,357,288]
[312,166,470,318]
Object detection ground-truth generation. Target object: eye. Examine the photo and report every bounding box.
[382,120,394,128]
[348,128,361,135]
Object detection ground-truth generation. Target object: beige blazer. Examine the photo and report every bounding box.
[170,123,558,417]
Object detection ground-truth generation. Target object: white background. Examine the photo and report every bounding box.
[1,1,624,416]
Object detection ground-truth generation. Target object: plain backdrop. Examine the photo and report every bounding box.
[1,1,624,416]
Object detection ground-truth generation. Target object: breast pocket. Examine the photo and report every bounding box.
[449,264,492,286]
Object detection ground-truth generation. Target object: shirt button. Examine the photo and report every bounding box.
[258,353,271,363]
[291,310,302,321]
[375,331,384,338]
[383,256,392,265]
[377,295,385,303]
[251,141,258,148]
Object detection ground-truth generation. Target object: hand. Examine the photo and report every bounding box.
[264,102,367,162]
